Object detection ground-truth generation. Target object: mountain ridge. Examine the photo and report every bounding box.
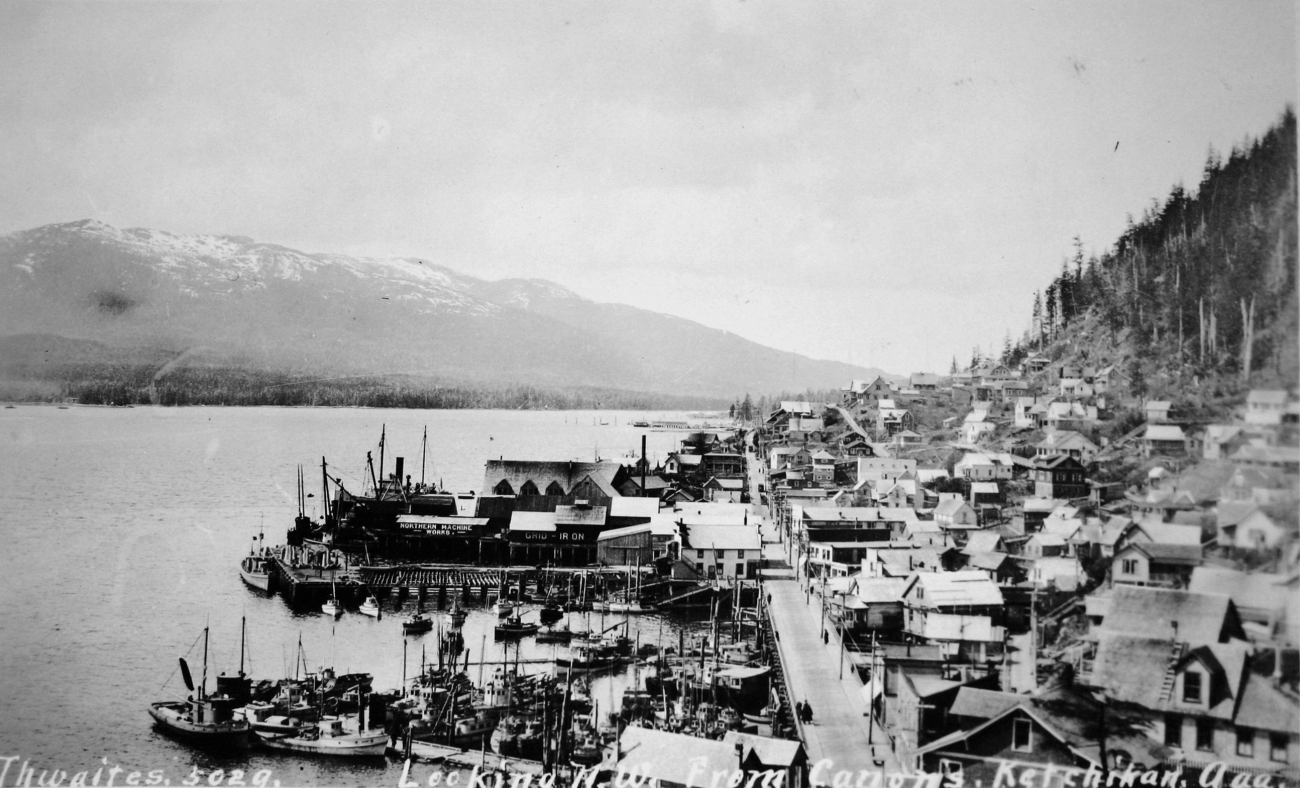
[0,219,892,402]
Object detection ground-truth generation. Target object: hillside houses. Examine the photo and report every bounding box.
[754,369,1297,782]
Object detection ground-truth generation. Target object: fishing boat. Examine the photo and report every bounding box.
[240,530,273,592]
[538,602,564,626]
[602,599,652,614]
[403,612,434,634]
[254,717,386,757]
[359,595,381,618]
[535,625,574,644]
[554,638,621,676]
[240,553,271,592]
[449,599,468,628]
[148,626,251,749]
[322,579,342,617]
[494,614,541,639]
[490,712,545,760]
[239,702,310,735]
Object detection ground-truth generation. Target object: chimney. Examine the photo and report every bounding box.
[394,457,404,482]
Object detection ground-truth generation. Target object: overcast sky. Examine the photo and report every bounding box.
[1,2,1293,375]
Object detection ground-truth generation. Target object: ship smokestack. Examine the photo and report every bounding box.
[395,457,404,482]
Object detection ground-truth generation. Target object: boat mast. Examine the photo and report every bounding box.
[239,614,246,678]
[378,424,386,490]
[421,426,427,488]
[200,625,209,701]
[321,457,330,525]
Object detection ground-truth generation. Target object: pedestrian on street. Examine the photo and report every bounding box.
[804,700,814,724]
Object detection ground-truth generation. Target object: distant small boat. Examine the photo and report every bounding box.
[322,578,343,617]
[359,596,380,618]
[403,612,434,634]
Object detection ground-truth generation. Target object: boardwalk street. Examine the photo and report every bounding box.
[749,448,903,780]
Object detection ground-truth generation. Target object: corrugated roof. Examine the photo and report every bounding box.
[1145,424,1187,441]
[907,571,1005,607]
[851,576,908,603]
[682,524,761,551]
[597,524,653,541]
[555,503,608,525]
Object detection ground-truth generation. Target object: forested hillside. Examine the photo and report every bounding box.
[1015,108,1297,402]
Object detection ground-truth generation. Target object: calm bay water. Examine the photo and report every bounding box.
[0,406,713,787]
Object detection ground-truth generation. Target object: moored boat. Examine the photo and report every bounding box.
[494,615,541,639]
[403,612,434,634]
[254,717,386,757]
[322,578,343,617]
[148,626,251,750]
[359,595,381,618]
[240,553,271,592]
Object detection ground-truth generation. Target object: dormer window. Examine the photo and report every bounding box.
[1182,671,1202,704]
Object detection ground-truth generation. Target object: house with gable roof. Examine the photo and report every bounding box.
[1036,430,1099,464]
[1077,585,1296,781]
[901,571,1006,661]
[1245,389,1290,426]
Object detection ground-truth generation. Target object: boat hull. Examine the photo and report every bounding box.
[148,703,251,749]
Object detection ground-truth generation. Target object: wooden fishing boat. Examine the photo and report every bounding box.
[148,626,251,749]
[359,595,381,618]
[322,578,343,617]
[254,717,386,757]
[535,625,574,644]
[494,616,541,639]
[240,554,271,592]
[403,612,434,634]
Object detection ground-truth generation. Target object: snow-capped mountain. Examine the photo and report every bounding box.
[0,219,889,398]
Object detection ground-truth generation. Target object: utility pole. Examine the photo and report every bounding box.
[867,629,877,746]
[838,593,846,679]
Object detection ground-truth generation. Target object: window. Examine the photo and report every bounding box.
[1183,672,1202,704]
[1121,559,1138,575]
[1196,719,1214,751]
[697,550,705,560]
[1012,718,1032,752]
[1237,728,1255,758]
[1271,733,1289,763]
[1164,715,1183,747]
